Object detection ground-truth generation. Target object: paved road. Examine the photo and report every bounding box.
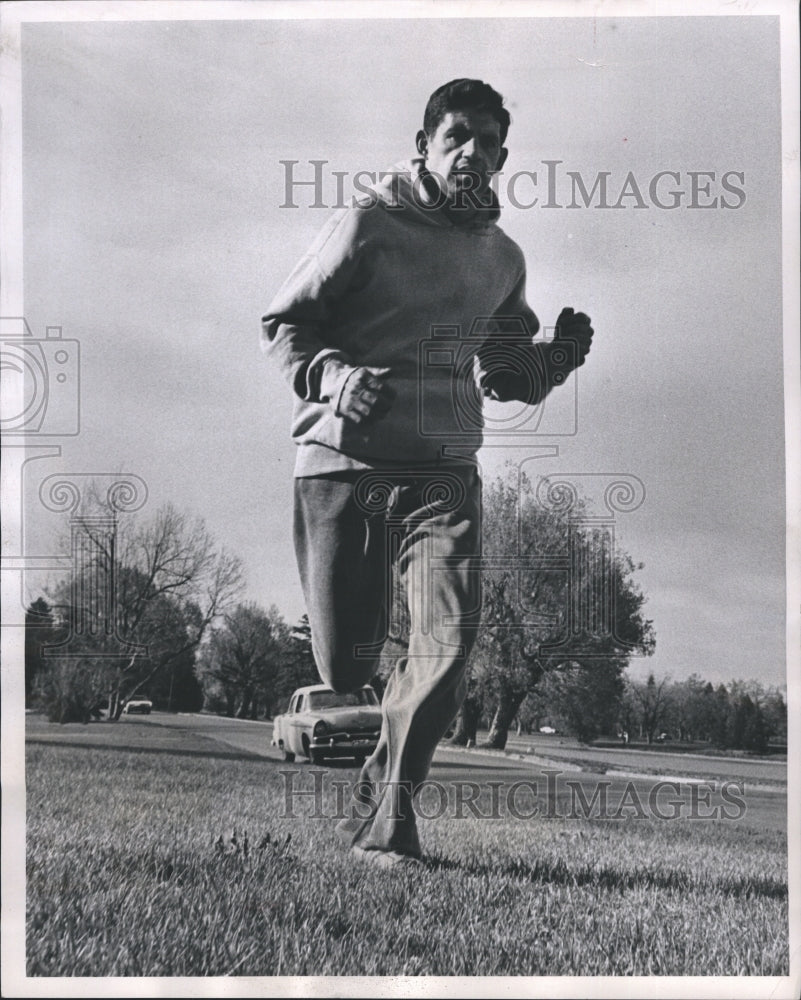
[147,713,785,785]
[134,713,786,832]
[501,734,786,784]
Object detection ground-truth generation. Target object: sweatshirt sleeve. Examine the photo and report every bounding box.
[475,265,557,406]
[261,208,367,403]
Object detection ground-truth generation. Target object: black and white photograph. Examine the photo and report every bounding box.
[1,1,799,996]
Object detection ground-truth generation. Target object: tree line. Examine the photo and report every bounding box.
[23,471,785,753]
[24,496,316,724]
[616,672,786,751]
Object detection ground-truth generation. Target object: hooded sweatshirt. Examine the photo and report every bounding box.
[261,158,547,477]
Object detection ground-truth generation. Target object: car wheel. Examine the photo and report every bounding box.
[281,747,295,762]
[301,735,319,764]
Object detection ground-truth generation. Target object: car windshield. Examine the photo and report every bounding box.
[308,689,378,710]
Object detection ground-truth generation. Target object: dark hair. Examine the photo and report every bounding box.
[423,79,511,144]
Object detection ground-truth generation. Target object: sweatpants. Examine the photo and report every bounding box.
[293,464,482,857]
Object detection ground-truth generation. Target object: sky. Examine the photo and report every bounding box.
[9,9,791,687]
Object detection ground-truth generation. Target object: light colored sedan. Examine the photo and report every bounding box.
[272,684,382,765]
[123,695,153,715]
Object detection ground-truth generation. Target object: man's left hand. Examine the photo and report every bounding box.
[553,307,594,370]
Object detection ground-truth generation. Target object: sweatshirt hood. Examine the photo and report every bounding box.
[367,157,501,231]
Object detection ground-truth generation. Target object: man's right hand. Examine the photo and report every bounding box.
[334,366,396,425]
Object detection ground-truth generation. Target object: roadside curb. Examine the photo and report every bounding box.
[437,742,788,793]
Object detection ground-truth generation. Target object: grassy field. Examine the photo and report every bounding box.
[25,715,789,977]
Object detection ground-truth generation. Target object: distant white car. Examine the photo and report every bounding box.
[272,684,381,764]
[123,696,153,715]
[539,726,557,735]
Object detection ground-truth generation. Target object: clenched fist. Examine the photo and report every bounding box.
[554,307,593,365]
[546,307,594,385]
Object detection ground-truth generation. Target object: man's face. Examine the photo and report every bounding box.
[417,109,508,205]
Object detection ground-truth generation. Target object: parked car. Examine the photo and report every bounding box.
[539,725,557,735]
[123,695,153,715]
[272,684,381,764]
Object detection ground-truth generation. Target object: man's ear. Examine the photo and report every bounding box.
[496,147,509,172]
[415,129,428,158]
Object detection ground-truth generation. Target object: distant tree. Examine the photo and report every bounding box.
[708,683,731,746]
[665,675,702,741]
[742,696,769,753]
[686,675,723,742]
[727,692,749,750]
[514,688,550,736]
[542,658,626,744]
[149,643,204,713]
[617,682,639,741]
[760,687,787,743]
[25,598,61,706]
[33,656,107,724]
[272,614,320,710]
[627,673,672,744]
[197,602,288,718]
[447,675,482,746]
[739,681,786,746]
[375,633,407,701]
[625,674,784,751]
[464,470,654,749]
[38,500,243,722]
[469,473,562,748]
[726,690,769,752]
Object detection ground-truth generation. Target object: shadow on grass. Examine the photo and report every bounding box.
[431,759,527,774]
[25,737,270,765]
[26,731,374,771]
[422,853,788,901]
[318,758,513,774]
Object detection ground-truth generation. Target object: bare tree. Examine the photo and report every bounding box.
[44,500,243,721]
